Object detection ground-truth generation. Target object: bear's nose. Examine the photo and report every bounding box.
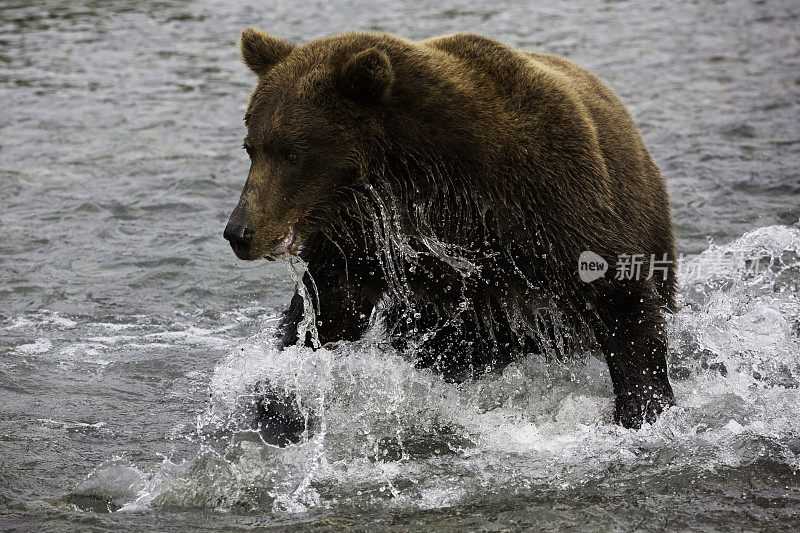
[223,222,254,253]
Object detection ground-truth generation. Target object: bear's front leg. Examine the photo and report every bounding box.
[594,280,675,428]
[257,266,374,446]
[277,266,375,348]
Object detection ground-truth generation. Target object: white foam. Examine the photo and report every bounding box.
[15,338,53,355]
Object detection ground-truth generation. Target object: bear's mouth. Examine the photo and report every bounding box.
[264,225,297,260]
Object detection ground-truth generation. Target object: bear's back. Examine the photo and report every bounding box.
[425,33,651,176]
[422,33,675,310]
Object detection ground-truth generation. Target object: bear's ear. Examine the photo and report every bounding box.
[240,27,295,77]
[337,48,394,102]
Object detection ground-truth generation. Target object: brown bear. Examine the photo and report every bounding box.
[224,29,677,432]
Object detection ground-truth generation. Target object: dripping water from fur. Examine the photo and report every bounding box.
[345,170,578,376]
[282,256,321,350]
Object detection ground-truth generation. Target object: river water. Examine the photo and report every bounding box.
[1,0,799,530]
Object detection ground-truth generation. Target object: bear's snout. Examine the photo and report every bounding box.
[223,219,254,258]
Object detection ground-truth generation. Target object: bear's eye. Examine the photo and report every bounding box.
[242,143,253,158]
[285,153,297,163]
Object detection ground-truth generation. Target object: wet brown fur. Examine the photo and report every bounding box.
[228,29,677,428]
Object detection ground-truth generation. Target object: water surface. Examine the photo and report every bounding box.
[1,0,799,530]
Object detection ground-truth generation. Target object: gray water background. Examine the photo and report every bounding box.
[1,0,799,530]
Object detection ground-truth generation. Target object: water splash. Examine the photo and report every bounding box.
[67,223,800,515]
[282,256,321,350]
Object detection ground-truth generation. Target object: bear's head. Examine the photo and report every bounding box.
[224,28,397,260]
